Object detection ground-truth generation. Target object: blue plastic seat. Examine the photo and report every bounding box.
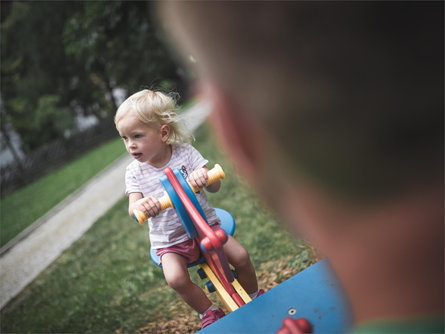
[150,208,235,268]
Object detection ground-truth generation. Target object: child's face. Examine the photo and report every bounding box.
[117,113,167,165]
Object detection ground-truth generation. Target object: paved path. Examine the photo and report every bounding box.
[0,100,211,309]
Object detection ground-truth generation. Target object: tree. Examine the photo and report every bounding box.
[1,1,82,150]
[0,95,24,173]
[1,1,183,153]
[63,1,183,104]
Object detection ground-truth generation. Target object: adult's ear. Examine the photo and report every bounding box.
[160,124,171,142]
[206,85,264,186]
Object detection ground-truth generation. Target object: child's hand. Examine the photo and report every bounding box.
[134,196,161,219]
[189,167,209,191]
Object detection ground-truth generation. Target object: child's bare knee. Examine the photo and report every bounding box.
[166,273,190,291]
[231,247,251,268]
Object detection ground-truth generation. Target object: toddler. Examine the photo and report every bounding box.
[114,89,263,328]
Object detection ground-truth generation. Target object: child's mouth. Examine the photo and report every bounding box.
[132,153,142,159]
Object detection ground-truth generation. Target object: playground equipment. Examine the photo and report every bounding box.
[133,164,251,311]
[133,164,226,224]
[134,165,352,333]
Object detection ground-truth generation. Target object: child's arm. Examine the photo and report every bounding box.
[189,166,221,193]
[128,192,161,218]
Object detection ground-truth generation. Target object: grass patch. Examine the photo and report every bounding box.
[0,125,318,333]
[0,138,126,248]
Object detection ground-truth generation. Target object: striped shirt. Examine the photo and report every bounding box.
[125,144,220,249]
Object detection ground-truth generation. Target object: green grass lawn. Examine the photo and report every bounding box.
[0,125,318,333]
[0,138,126,248]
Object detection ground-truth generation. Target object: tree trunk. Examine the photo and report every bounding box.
[0,125,25,173]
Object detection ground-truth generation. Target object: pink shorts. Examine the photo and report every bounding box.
[156,224,221,265]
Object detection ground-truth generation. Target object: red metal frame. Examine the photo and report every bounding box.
[164,167,245,308]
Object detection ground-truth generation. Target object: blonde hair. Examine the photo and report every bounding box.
[114,89,190,145]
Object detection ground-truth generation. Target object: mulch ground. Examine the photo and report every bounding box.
[134,244,320,333]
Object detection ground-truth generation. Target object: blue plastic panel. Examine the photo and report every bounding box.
[198,258,352,334]
[160,173,197,239]
[214,208,235,237]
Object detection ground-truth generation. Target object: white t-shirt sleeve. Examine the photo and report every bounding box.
[125,163,141,196]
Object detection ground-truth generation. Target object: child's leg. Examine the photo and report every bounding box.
[223,236,259,294]
[161,252,212,314]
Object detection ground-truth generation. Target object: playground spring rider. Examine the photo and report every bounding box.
[133,164,252,312]
[133,165,314,333]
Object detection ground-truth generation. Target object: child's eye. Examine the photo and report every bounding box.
[135,134,143,138]
[121,136,128,141]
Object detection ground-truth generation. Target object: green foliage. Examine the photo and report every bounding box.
[1,1,81,150]
[63,2,179,95]
[12,94,75,146]
[0,138,126,247]
[35,95,74,135]
[1,1,182,152]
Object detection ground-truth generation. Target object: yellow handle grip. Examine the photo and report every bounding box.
[133,164,225,224]
[189,163,225,192]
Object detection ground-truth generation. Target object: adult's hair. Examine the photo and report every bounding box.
[159,2,443,199]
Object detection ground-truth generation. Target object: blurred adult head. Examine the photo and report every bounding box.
[158,1,443,326]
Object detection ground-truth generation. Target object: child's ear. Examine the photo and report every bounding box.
[206,84,263,186]
[160,124,171,142]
